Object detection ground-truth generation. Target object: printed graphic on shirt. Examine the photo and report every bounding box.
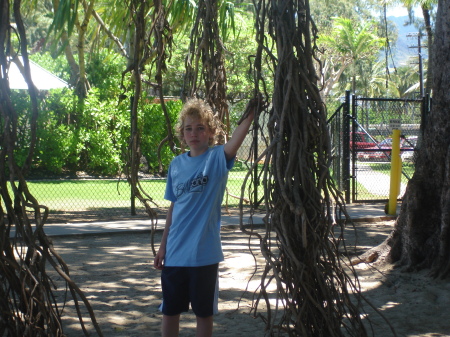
[175,172,209,198]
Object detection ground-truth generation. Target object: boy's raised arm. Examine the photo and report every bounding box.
[224,109,255,161]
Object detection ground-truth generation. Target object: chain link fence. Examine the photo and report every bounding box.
[352,96,425,202]
[22,94,429,222]
[23,135,256,223]
[327,92,429,203]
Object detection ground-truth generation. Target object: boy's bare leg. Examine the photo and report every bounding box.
[162,314,180,337]
[196,316,213,337]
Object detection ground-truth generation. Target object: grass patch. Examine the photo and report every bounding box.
[354,181,388,201]
[368,162,415,184]
[22,170,257,213]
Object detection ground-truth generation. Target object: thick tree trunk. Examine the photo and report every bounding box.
[388,0,450,279]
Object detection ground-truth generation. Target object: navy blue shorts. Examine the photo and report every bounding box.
[160,264,219,317]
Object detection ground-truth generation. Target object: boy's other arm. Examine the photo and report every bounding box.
[224,109,254,161]
[154,202,174,270]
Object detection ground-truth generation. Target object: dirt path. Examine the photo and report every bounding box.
[48,221,450,336]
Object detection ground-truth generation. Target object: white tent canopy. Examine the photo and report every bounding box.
[7,58,69,90]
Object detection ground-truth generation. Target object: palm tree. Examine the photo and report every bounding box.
[387,64,422,98]
[351,60,390,97]
[389,0,436,94]
[318,17,385,101]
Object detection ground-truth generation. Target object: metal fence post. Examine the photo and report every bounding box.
[342,90,351,204]
[351,94,358,203]
[130,95,137,215]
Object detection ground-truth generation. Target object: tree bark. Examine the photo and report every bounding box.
[75,0,95,98]
[388,0,450,279]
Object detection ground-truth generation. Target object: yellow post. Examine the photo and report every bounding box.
[388,129,402,215]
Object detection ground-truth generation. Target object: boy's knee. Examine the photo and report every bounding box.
[196,316,213,337]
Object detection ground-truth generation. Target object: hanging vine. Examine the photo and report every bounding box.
[122,0,175,242]
[0,0,102,335]
[238,0,390,335]
[182,0,229,140]
[152,0,177,171]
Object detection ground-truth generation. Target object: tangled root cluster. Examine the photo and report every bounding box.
[239,1,375,336]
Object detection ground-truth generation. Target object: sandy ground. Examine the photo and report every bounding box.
[47,220,450,337]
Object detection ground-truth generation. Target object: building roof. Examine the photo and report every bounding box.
[8,58,69,90]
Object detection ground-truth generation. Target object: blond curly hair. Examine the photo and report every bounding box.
[176,98,223,146]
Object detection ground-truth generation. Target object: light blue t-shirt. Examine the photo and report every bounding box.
[164,145,234,267]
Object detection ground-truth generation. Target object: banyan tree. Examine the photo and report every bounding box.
[177,0,381,335]
[3,0,428,335]
[236,0,373,335]
[0,0,103,335]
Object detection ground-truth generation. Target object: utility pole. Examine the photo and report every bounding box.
[407,32,425,97]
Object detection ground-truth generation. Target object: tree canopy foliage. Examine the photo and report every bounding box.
[3,0,428,178]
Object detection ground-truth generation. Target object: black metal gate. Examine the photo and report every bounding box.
[328,91,430,203]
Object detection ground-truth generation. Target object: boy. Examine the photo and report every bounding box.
[154,98,255,336]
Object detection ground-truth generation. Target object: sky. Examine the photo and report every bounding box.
[385,4,422,18]
[386,5,408,17]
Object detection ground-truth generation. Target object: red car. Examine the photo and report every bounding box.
[357,136,417,162]
[350,132,374,150]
